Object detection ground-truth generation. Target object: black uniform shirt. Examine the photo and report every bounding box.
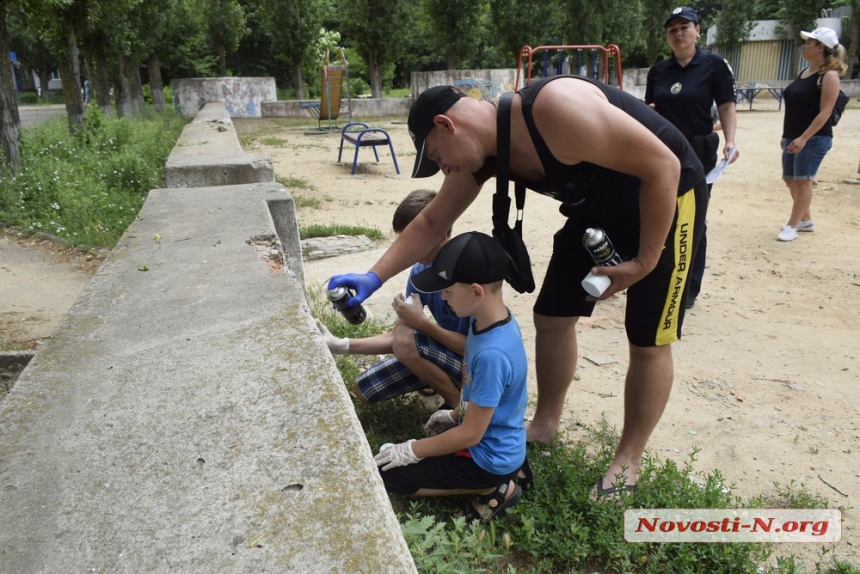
[645,48,736,140]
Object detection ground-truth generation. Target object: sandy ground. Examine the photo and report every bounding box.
[0,232,105,349]
[2,97,858,566]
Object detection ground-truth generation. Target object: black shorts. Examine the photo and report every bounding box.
[534,179,708,347]
[380,451,520,496]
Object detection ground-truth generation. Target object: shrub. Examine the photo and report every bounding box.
[0,106,187,249]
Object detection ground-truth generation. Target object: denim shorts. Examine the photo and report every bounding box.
[782,135,832,180]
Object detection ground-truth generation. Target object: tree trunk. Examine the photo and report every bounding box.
[59,29,84,135]
[115,53,133,118]
[293,60,304,100]
[0,0,22,172]
[219,47,227,76]
[125,59,143,116]
[147,54,167,112]
[446,44,456,70]
[90,48,112,116]
[368,49,382,99]
[37,65,51,100]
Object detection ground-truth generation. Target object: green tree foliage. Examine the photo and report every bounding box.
[640,0,677,66]
[420,0,484,70]
[752,0,781,20]
[23,0,87,133]
[489,0,564,62]
[559,0,606,45]
[260,0,325,99]
[126,0,196,112]
[712,0,755,61]
[338,0,410,98]
[7,7,58,99]
[777,0,825,73]
[203,0,250,75]
[600,0,645,62]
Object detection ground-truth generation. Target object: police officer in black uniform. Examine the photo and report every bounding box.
[646,6,738,309]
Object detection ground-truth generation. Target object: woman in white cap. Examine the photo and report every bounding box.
[777,27,848,241]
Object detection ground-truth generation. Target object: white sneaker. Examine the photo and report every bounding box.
[777,225,799,241]
[796,219,815,232]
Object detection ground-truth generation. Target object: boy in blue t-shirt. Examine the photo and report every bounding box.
[316,189,468,408]
[374,231,528,521]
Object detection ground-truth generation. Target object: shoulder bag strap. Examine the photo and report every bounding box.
[493,92,527,234]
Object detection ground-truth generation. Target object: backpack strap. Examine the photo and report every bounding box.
[493,93,527,235]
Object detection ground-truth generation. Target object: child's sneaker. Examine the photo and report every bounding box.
[777,225,799,242]
[796,219,815,232]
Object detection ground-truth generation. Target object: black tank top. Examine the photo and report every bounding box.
[782,71,833,139]
[512,76,703,218]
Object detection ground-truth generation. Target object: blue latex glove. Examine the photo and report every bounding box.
[328,272,382,307]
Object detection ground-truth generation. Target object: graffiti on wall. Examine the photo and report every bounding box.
[172,77,276,118]
[453,78,515,101]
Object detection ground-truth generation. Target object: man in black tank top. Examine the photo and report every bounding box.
[329,75,708,497]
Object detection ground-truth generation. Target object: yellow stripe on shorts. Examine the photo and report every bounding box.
[656,190,697,346]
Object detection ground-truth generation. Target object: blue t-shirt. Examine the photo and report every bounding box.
[405,264,470,335]
[459,311,528,475]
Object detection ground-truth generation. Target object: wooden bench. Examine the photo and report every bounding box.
[337,122,400,175]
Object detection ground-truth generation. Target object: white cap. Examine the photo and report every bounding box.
[581,271,612,297]
[800,28,839,50]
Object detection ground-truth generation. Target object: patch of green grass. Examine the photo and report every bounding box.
[293,195,323,209]
[299,223,384,240]
[276,174,314,190]
[749,479,833,510]
[260,136,288,147]
[385,88,411,98]
[287,141,329,152]
[0,341,33,352]
[0,106,187,249]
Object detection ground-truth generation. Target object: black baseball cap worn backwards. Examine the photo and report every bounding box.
[412,231,508,293]
[664,6,699,27]
[408,85,466,178]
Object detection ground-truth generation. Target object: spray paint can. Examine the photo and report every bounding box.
[582,228,623,266]
[326,285,367,325]
[581,228,621,297]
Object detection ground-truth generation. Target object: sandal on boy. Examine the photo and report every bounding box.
[461,481,522,523]
[516,457,534,493]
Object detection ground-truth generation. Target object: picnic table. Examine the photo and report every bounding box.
[736,83,785,110]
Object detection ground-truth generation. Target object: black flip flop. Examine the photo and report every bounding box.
[594,478,638,496]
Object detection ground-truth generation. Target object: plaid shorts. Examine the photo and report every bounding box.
[356,331,463,403]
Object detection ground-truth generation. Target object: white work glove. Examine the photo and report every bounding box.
[424,410,457,435]
[374,439,423,471]
[315,319,349,354]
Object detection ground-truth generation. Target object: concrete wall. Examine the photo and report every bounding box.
[172,77,277,118]
[164,103,275,189]
[263,97,412,120]
[411,69,518,99]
